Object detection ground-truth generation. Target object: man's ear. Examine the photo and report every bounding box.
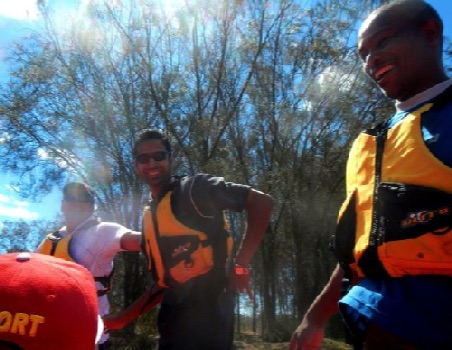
[422,18,442,47]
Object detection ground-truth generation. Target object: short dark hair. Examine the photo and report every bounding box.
[62,182,96,204]
[132,129,172,157]
[378,0,443,35]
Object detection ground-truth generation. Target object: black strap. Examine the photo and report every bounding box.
[95,268,115,296]
[177,175,229,270]
[149,199,171,285]
[48,218,100,256]
[49,231,62,256]
[140,179,176,282]
[140,288,165,316]
[97,289,109,297]
[358,124,389,277]
[369,125,387,246]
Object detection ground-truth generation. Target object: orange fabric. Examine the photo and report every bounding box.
[340,103,452,277]
[37,233,75,263]
[143,191,227,288]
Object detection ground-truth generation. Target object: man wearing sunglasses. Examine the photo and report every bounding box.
[104,129,274,350]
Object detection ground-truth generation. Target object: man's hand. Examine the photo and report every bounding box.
[103,284,164,333]
[289,265,344,349]
[102,312,130,332]
[289,320,324,350]
[228,266,253,301]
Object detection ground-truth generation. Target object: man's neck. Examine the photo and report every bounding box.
[396,78,452,111]
[150,186,161,200]
[66,215,93,233]
[150,176,173,200]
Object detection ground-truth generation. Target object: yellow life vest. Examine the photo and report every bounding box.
[37,219,112,296]
[37,219,100,262]
[334,101,452,278]
[142,190,233,288]
[37,232,75,262]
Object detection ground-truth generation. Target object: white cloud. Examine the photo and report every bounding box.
[0,193,10,203]
[0,131,11,144]
[0,201,38,220]
[0,0,40,20]
[0,184,39,220]
[317,65,356,94]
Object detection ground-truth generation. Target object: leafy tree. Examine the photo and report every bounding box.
[0,219,57,253]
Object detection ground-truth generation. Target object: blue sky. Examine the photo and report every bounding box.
[0,0,451,223]
[0,0,71,222]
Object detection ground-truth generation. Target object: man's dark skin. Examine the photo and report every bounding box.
[290,1,448,349]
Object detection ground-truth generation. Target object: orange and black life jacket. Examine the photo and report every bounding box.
[141,176,233,288]
[38,230,75,262]
[332,87,452,278]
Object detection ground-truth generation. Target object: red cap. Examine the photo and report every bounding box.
[0,252,103,350]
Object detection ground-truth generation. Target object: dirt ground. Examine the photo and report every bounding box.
[233,332,288,349]
[233,333,352,350]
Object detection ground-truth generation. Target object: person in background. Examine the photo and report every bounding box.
[35,182,141,349]
[290,0,452,349]
[0,252,102,350]
[104,129,274,350]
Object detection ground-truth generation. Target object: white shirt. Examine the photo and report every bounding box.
[37,216,136,344]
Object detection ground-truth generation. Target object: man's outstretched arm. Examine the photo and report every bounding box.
[103,284,164,331]
[229,188,274,300]
[290,264,344,350]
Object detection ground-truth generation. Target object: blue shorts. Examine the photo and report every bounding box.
[339,276,452,349]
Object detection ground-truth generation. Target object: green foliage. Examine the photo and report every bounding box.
[322,338,353,350]
[109,309,160,349]
[0,219,59,253]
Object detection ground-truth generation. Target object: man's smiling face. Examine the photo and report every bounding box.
[358,7,440,102]
[134,139,172,190]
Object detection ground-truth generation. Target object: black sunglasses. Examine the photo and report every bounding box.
[134,151,170,164]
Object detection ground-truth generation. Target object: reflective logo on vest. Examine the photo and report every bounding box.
[401,206,450,228]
